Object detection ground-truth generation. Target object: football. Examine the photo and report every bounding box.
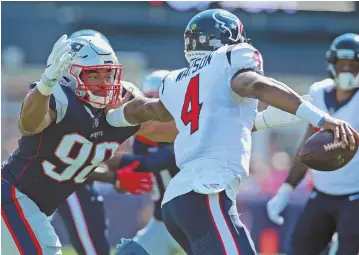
[299,130,358,171]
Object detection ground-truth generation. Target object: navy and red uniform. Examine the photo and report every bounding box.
[132,136,178,221]
[1,82,139,254]
[55,181,110,255]
[115,136,183,255]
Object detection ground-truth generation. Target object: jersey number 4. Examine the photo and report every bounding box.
[42,133,119,183]
[181,74,202,134]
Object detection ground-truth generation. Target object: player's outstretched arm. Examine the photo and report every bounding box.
[107,97,173,125]
[231,71,359,149]
[136,120,178,142]
[107,97,178,142]
[19,35,72,135]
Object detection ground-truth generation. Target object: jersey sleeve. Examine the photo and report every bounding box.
[28,82,69,123]
[227,44,264,75]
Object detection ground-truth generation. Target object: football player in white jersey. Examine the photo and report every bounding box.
[267,33,359,255]
[116,70,312,255]
[107,10,358,254]
[115,70,185,255]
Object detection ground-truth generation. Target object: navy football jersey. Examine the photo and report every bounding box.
[132,136,178,221]
[1,82,140,216]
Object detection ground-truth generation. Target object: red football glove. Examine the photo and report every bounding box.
[115,161,155,195]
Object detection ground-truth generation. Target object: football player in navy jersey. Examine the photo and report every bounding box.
[1,33,177,254]
[47,30,156,255]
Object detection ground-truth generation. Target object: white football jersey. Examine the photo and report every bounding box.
[309,78,359,195]
[160,43,263,205]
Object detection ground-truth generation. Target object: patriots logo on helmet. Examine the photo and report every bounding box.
[70,42,85,52]
[212,11,243,42]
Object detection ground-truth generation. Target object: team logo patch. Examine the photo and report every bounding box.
[212,10,243,42]
[70,41,85,52]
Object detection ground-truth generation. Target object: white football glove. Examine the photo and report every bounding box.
[41,35,73,88]
[255,95,312,130]
[266,183,293,225]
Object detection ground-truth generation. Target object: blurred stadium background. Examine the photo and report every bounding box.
[2,1,359,254]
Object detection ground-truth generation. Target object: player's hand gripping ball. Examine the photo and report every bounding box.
[300,130,358,171]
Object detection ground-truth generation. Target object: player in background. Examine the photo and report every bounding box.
[107,9,358,254]
[266,33,359,255]
[1,33,178,254]
[50,29,156,255]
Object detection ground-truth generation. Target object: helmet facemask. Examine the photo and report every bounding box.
[327,50,359,90]
[63,36,123,108]
[70,63,123,108]
[326,33,359,90]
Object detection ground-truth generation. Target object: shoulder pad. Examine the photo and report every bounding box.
[309,78,335,96]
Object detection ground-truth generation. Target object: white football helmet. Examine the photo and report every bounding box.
[69,29,110,44]
[141,70,170,98]
[61,35,122,108]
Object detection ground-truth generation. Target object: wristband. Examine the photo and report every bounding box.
[106,103,136,127]
[36,77,55,96]
[295,101,328,127]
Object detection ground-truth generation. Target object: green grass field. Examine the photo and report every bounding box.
[62,246,285,255]
[62,247,117,255]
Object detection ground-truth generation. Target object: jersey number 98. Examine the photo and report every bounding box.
[42,133,119,183]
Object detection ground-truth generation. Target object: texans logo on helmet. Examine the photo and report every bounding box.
[212,11,243,42]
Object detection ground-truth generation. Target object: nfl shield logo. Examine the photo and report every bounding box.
[199,35,206,44]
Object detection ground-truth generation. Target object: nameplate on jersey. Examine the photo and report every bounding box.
[176,52,214,82]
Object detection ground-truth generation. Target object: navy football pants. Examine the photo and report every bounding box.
[289,190,359,255]
[162,191,256,255]
[57,183,110,255]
